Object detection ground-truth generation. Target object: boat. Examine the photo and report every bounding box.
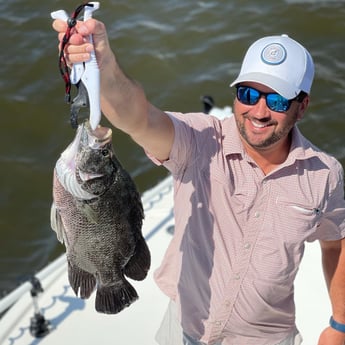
[0,173,174,345]
[0,104,331,345]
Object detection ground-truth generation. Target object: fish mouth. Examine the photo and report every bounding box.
[77,122,113,182]
[85,122,112,149]
[78,170,104,182]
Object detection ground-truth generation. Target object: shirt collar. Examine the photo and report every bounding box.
[222,116,245,157]
[286,125,320,163]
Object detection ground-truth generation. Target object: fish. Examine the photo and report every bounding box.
[50,121,150,314]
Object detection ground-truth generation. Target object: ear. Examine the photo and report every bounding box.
[297,95,310,121]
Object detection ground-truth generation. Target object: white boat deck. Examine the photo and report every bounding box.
[0,174,331,345]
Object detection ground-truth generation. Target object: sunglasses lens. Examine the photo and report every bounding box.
[266,94,290,112]
[236,86,291,112]
[237,87,260,105]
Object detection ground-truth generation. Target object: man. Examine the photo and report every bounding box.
[53,18,345,345]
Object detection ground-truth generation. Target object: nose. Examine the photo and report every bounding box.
[251,96,271,119]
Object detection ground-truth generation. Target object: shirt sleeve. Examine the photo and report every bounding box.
[308,158,345,242]
[146,112,219,176]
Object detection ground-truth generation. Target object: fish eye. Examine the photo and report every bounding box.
[101,149,109,157]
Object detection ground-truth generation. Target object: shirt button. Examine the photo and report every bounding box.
[234,274,240,280]
[254,211,260,218]
[244,242,251,249]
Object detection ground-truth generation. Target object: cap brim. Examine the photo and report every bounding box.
[230,72,300,100]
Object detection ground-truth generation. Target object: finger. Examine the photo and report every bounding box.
[65,43,94,55]
[53,18,104,36]
[52,19,68,33]
[56,29,83,43]
[68,32,91,45]
[75,18,105,36]
[65,52,91,64]
[57,32,92,51]
[58,32,65,42]
[63,42,94,65]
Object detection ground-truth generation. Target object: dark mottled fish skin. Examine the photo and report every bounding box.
[51,121,150,314]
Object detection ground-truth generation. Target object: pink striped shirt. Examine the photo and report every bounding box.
[149,112,345,345]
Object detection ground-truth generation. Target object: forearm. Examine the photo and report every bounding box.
[321,240,341,291]
[100,53,150,135]
[317,240,345,344]
[99,55,173,160]
[329,251,345,323]
[321,239,345,322]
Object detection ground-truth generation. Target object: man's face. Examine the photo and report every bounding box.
[233,82,308,153]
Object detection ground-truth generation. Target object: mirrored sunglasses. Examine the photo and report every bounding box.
[236,86,293,113]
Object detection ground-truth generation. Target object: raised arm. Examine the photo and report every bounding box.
[52,18,174,161]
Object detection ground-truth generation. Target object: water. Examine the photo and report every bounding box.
[1,0,345,296]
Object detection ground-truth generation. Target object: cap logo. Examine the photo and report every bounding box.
[261,43,287,65]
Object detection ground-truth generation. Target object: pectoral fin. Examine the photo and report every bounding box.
[76,201,100,224]
[50,202,66,244]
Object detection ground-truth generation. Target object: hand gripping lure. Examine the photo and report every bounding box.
[51,2,101,130]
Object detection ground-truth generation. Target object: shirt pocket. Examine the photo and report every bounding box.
[275,197,322,236]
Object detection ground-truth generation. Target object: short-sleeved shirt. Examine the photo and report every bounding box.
[148,112,345,345]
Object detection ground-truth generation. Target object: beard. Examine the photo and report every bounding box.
[235,110,299,149]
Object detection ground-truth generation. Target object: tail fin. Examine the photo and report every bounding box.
[95,279,138,314]
[124,236,151,281]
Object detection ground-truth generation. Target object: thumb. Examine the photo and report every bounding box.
[76,18,106,37]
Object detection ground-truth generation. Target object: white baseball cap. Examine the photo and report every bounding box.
[230,34,314,100]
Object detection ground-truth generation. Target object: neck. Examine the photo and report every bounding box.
[243,134,292,175]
